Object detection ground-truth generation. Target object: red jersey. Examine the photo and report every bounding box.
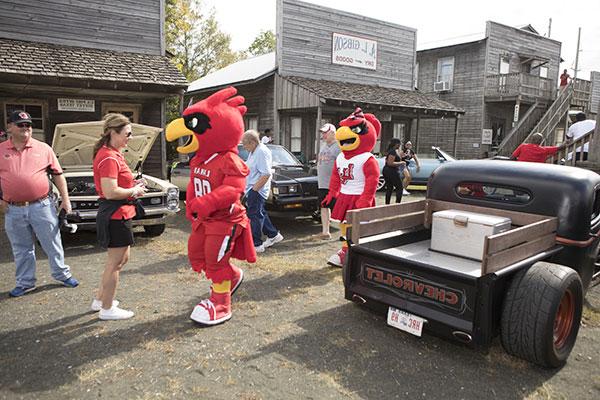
[93,145,135,220]
[189,151,248,225]
[512,143,559,163]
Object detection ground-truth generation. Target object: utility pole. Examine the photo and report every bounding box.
[574,27,581,79]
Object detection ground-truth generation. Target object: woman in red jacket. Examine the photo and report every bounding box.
[91,113,146,320]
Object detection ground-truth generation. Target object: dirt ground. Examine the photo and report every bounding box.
[1,193,599,400]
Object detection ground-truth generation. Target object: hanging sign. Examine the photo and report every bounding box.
[57,98,95,112]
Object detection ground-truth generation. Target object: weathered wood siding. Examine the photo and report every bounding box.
[0,0,164,55]
[591,71,600,115]
[416,41,487,159]
[485,21,561,86]
[276,76,321,110]
[277,0,415,90]
[184,77,276,136]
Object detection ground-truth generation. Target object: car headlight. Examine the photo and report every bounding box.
[167,187,179,199]
[273,184,300,195]
[288,184,299,194]
[167,198,179,210]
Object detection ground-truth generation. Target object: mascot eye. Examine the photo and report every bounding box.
[184,113,211,134]
[351,126,362,134]
[351,122,368,135]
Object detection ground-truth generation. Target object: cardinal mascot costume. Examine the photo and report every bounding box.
[166,87,256,325]
[322,108,381,267]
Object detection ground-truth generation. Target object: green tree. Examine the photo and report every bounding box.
[164,0,239,160]
[165,0,238,82]
[247,30,276,56]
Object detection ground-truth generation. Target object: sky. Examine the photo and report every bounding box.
[203,0,600,80]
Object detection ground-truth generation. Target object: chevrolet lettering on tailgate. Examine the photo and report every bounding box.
[363,265,466,313]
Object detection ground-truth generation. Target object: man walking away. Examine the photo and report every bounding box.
[313,123,340,240]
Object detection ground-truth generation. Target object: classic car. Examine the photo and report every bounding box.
[51,121,180,236]
[170,144,319,217]
[376,146,455,190]
[344,160,600,368]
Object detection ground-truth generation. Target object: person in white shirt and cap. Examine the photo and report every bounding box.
[313,123,340,240]
[566,112,596,161]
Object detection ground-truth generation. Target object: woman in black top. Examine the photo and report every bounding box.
[382,138,406,204]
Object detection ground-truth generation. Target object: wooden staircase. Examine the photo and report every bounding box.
[496,79,593,157]
[496,100,547,156]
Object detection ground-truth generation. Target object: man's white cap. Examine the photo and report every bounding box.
[319,123,336,133]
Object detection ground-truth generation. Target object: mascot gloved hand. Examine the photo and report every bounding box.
[166,86,256,326]
[327,108,381,267]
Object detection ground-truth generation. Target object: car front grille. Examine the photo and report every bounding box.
[302,181,318,197]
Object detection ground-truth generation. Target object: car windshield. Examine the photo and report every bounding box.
[67,176,97,195]
[237,144,303,166]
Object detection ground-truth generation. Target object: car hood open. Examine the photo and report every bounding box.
[52,121,161,172]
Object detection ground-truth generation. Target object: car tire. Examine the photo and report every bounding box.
[500,262,583,368]
[143,224,166,237]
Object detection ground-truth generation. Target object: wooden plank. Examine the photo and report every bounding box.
[482,233,556,274]
[356,211,425,239]
[424,199,548,228]
[485,218,557,254]
[347,199,426,224]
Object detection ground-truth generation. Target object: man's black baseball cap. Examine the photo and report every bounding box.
[8,110,32,124]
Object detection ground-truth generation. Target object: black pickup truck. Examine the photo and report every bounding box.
[343,160,600,367]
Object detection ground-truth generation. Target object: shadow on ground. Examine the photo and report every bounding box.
[0,311,195,395]
[243,303,557,399]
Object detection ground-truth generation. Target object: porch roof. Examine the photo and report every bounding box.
[284,76,464,114]
[0,38,187,88]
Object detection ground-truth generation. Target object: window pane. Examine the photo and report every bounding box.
[25,105,42,118]
[291,138,301,152]
[456,182,531,204]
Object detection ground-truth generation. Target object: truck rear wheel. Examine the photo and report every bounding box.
[500,262,583,368]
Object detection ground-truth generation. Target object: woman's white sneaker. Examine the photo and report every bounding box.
[91,299,119,312]
[99,306,134,320]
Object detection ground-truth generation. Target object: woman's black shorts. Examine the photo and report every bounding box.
[107,219,134,248]
[317,188,337,210]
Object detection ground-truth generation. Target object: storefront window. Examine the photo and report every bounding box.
[291,117,302,152]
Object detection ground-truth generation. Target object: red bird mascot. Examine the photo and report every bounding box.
[322,108,381,267]
[166,87,256,325]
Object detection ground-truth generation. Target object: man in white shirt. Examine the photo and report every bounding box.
[566,112,596,161]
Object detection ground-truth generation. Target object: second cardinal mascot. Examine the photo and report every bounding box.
[166,87,256,325]
[322,108,381,267]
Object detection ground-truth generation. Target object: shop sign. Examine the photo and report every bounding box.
[332,33,377,70]
[57,98,95,112]
[482,129,493,145]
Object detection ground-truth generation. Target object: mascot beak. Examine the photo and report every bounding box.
[335,126,360,151]
[165,118,199,154]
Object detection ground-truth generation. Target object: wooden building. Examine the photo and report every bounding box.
[187,0,463,161]
[0,0,187,177]
[416,22,562,159]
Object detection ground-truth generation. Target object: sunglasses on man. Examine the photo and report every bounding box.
[16,122,32,128]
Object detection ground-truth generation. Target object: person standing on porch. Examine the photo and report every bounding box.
[0,110,79,297]
[313,123,340,239]
[559,69,570,89]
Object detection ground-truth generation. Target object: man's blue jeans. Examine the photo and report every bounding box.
[4,198,72,288]
[246,190,278,246]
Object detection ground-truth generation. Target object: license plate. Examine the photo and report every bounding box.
[387,307,425,337]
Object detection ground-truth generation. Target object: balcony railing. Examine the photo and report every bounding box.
[485,73,554,100]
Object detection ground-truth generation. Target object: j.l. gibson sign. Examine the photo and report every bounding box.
[332,33,377,70]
